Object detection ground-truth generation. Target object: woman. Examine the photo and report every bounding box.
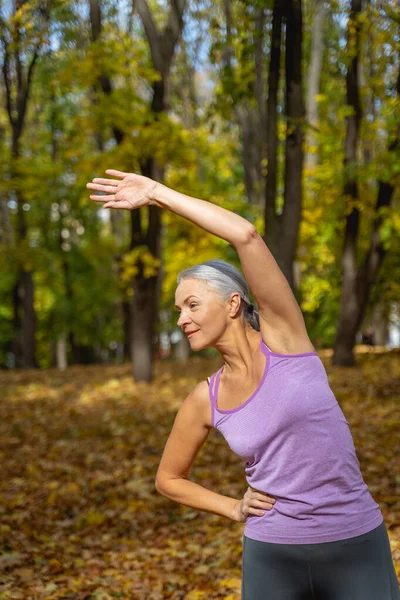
[87,170,399,599]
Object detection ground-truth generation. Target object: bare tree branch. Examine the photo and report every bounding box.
[134,0,186,75]
[89,0,124,144]
[16,36,23,96]
[16,49,38,134]
[134,0,163,72]
[358,47,400,293]
[161,0,186,72]
[89,0,102,41]
[0,29,14,124]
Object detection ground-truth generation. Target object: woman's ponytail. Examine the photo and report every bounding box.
[243,303,260,332]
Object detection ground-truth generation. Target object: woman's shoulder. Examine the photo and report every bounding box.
[182,379,213,429]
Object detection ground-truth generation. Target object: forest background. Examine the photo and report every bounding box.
[1,2,400,599]
[0,0,399,380]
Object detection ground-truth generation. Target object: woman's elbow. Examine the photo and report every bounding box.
[155,474,166,495]
[155,473,175,496]
[155,472,185,497]
[236,223,258,246]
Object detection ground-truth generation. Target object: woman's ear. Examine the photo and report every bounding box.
[228,292,242,318]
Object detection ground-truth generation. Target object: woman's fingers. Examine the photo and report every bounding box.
[255,493,276,503]
[87,183,117,193]
[250,489,276,503]
[89,194,116,202]
[252,509,267,516]
[246,505,267,516]
[105,169,130,177]
[252,498,274,509]
[248,492,276,512]
[92,178,120,186]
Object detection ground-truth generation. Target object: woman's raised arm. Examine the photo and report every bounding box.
[87,170,253,245]
[87,171,314,353]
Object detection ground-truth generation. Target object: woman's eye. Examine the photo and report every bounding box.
[190,303,197,309]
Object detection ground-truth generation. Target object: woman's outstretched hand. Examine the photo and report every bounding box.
[86,169,159,210]
[231,487,276,523]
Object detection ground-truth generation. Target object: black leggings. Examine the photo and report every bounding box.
[242,521,400,600]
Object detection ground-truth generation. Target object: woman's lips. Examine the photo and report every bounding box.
[186,330,199,338]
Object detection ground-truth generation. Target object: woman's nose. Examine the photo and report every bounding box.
[177,312,190,328]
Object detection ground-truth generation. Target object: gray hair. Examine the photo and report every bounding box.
[177,259,260,332]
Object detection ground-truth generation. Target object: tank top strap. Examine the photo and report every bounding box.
[207,368,223,427]
[208,370,218,404]
[260,336,272,355]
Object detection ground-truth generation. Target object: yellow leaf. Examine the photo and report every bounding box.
[221,577,242,589]
[63,482,80,494]
[193,564,211,574]
[47,491,58,505]
[184,591,206,600]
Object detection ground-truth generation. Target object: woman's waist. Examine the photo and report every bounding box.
[244,494,382,543]
[243,510,384,544]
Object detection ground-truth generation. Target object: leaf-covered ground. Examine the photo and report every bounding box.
[0,348,399,599]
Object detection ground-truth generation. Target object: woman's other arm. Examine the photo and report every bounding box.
[155,381,275,521]
[155,381,239,519]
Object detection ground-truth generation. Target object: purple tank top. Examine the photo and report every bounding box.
[208,335,383,544]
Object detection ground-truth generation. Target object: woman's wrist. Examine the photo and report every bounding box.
[148,181,163,206]
[230,498,244,522]
[150,182,177,210]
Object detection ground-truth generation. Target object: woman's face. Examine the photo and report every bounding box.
[175,278,231,350]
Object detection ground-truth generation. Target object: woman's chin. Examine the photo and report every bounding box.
[188,336,205,351]
[189,340,201,350]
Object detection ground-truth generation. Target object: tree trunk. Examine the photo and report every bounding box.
[11,149,37,368]
[89,0,130,360]
[240,5,266,206]
[236,103,262,205]
[254,7,267,139]
[333,0,363,366]
[333,4,399,365]
[278,0,304,289]
[223,0,266,206]
[62,256,77,364]
[13,267,36,368]
[89,0,124,145]
[305,0,326,169]
[371,304,389,347]
[0,195,13,245]
[131,0,187,381]
[61,246,94,365]
[130,269,158,381]
[123,299,132,360]
[130,169,162,382]
[56,333,68,370]
[1,4,51,368]
[264,0,283,258]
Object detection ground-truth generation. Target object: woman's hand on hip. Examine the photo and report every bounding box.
[231,487,276,523]
[86,169,159,210]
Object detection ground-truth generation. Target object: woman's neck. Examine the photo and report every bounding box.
[215,329,261,376]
